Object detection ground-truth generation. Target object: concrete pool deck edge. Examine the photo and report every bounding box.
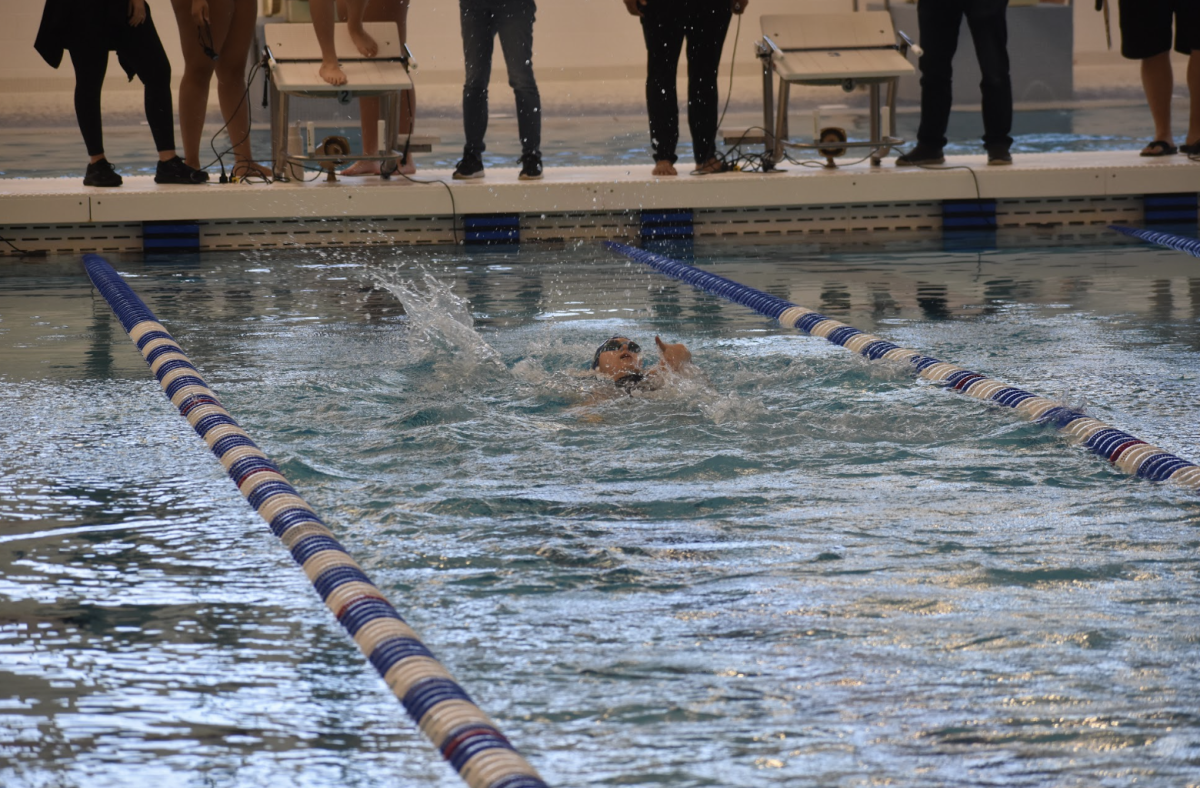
[1,150,1196,254]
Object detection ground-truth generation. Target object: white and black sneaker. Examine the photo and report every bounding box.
[453,152,485,180]
[518,152,543,181]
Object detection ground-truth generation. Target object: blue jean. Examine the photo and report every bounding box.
[916,0,1012,151]
[460,0,541,158]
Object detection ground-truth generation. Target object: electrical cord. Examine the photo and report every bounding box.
[373,66,460,245]
[878,158,996,230]
[392,170,460,246]
[711,18,918,175]
[201,55,271,183]
[0,235,46,256]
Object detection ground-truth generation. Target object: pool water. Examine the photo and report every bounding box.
[0,105,1170,180]
[2,239,1200,787]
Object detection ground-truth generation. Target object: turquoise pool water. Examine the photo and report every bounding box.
[2,239,1199,787]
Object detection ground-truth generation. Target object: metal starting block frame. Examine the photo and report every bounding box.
[757,12,919,169]
[264,22,416,180]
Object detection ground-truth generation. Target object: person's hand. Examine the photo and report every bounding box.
[192,0,210,26]
[731,0,748,14]
[127,0,146,26]
[655,336,691,371]
[623,0,647,18]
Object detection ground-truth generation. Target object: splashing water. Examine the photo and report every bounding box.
[371,266,747,422]
[372,265,505,373]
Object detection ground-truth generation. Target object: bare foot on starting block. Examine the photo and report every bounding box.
[652,160,677,176]
[341,159,381,176]
[348,24,378,58]
[319,59,347,85]
[234,160,275,181]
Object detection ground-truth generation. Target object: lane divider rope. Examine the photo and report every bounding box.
[82,254,548,788]
[1110,224,1200,257]
[603,241,1200,491]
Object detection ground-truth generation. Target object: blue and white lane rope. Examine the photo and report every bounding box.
[603,241,1200,490]
[1110,225,1200,258]
[82,254,547,788]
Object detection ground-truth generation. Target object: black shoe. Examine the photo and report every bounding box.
[155,156,206,184]
[453,152,484,180]
[83,158,122,187]
[986,146,1013,166]
[895,146,945,167]
[518,152,543,181]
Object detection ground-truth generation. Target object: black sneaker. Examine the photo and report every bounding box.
[83,158,122,187]
[453,152,484,180]
[518,152,543,181]
[986,146,1013,166]
[895,146,945,167]
[155,156,206,184]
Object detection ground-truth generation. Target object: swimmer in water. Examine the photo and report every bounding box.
[591,335,692,393]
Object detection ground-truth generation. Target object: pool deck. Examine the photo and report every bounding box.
[1,150,1197,254]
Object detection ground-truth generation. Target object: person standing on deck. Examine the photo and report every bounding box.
[453,0,544,181]
[895,0,1014,167]
[1111,0,1200,157]
[169,0,273,181]
[35,0,206,187]
[623,0,748,176]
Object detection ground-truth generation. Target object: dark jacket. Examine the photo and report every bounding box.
[35,0,150,80]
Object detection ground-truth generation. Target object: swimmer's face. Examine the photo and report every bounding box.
[594,337,642,378]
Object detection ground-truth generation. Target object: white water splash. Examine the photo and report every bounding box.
[371,265,504,372]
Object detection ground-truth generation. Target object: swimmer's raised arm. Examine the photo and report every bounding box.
[652,335,691,373]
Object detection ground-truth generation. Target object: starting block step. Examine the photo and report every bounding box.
[397,135,440,153]
[722,129,769,146]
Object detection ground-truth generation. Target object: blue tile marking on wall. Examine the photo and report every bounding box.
[463,214,519,245]
[942,200,997,231]
[142,221,199,251]
[641,209,694,240]
[1144,193,1199,226]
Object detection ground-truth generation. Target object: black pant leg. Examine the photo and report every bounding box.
[683,3,731,165]
[641,4,686,164]
[915,0,964,151]
[117,7,176,154]
[965,0,1012,149]
[460,0,497,157]
[69,48,109,157]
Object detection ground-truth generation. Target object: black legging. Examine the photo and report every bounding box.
[68,8,174,157]
[640,0,731,166]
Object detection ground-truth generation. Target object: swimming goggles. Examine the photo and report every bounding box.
[591,337,641,368]
[598,338,640,355]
